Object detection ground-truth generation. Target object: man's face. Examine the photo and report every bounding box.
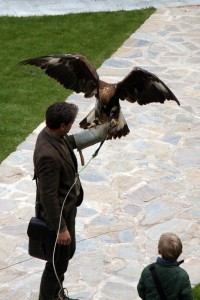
[63,121,73,134]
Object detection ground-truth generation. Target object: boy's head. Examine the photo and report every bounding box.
[158,232,182,260]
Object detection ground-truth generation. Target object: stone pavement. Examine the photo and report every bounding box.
[0,3,200,300]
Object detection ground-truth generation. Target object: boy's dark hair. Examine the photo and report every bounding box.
[46,102,78,129]
[158,232,182,260]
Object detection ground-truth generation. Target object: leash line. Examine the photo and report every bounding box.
[53,176,78,299]
[0,225,133,272]
[53,141,105,299]
[77,140,105,175]
[0,141,106,299]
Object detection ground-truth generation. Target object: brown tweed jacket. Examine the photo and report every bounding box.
[33,127,83,232]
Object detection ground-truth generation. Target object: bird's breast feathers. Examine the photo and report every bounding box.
[98,81,116,104]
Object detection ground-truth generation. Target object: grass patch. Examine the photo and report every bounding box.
[193,284,200,300]
[0,8,155,163]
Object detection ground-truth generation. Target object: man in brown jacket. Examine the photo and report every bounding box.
[34,102,108,300]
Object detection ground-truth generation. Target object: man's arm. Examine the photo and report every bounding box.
[72,124,109,150]
[37,156,66,233]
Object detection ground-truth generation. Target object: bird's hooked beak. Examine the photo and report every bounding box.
[84,89,98,98]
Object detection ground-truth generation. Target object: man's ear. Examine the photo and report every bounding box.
[60,123,66,131]
[158,248,161,255]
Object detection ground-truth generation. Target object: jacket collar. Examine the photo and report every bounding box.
[156,256,184,266]
[42,127,77,171]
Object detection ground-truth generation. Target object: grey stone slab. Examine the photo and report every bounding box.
[1,3,200,299]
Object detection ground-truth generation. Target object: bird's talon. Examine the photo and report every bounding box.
[110,119,118,128]
[87,124,96,129]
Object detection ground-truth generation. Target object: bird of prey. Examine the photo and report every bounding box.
[19,54,180,139]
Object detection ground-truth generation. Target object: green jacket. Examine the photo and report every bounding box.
[137,258,193,300]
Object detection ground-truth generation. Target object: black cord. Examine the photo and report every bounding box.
[92,140,105,157]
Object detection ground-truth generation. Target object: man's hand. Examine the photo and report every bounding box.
[57,229,71,245]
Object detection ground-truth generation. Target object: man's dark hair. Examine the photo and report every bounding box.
[46,102,78,129]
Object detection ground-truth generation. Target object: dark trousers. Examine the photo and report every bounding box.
[38,207,76,300]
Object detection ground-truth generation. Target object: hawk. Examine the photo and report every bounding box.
[19,54,180,139]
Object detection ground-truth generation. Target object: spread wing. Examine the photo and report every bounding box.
[19,54,99,97]
[116,67,180,106]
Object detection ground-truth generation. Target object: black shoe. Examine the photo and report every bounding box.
[60,296,78,300]
[56,296,79,300]
[57,289,79,300]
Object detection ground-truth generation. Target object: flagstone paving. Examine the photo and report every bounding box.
[0,2,200,300]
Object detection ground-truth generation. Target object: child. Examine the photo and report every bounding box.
[137,232,193,299]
